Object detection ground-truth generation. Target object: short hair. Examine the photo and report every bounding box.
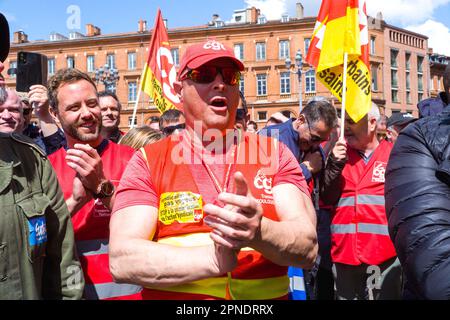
[0,86,8,104]
[98,91,122,111]
[301,99,338,130]
[248,120,257,128]
[149,116,160,123]
[368,102,381,122]
[118,126,164,150]
[48,68,97,111]
[159,109,184,129]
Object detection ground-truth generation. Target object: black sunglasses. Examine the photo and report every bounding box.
[180,66,241,86]
[163,123,186,135]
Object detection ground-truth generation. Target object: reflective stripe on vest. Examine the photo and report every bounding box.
[331,223,389,236]
[76,238,109,256]
[148,275,289,300]
[155,233,288,300]
[357,195,385,205]
[85,283,142,300]
[336,195,385,207]
[337,197,355,207]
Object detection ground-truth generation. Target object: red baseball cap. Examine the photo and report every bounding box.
[178,39,244,80]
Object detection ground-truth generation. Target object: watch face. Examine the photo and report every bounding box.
[101,181,115,196]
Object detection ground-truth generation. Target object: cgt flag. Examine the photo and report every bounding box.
[140,9,181,113]
[306,0,371,123]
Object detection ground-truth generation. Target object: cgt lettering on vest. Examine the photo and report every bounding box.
[318,59,371,98]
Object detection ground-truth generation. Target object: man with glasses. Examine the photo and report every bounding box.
[109,39,318,300]
[259,100,337,189]
[159,109,185,136]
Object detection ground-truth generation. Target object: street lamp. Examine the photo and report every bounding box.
[285,49,304,113]
[94,64,120,93]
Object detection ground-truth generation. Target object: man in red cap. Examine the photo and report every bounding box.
[109,39,318,300]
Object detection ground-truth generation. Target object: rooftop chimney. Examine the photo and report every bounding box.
[247,7,260,24]
[13,31,28,44]
[138,19,148,33]
[86,24,101,37]
[296,2,304,19]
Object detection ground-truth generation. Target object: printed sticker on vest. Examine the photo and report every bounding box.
[372,161,387,183]
[159,192,203,225]
[28,216,47,246]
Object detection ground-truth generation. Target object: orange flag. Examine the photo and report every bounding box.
[140,9,181,113]
[306,0,371,123]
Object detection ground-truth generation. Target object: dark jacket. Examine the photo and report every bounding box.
[385,106,450,300]
[0,132,84,299]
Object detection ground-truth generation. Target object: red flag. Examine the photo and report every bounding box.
[140,9,181,113]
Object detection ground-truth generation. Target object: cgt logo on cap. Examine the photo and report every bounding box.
[203,40,227,51]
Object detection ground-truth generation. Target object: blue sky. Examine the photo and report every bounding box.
[1,0,450,54]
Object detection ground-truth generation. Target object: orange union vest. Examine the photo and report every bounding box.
[141,132,289,300]
[331,140,396,266]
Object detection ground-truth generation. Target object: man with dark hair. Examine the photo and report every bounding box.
[417,63,450,118]
[46,68,141,300]
[0,13,84,300]
[98,91,124,143]
[159,108,185,136]
[259,99,337,185]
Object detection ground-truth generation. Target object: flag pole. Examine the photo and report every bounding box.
[130,64,147,129]
[339,53,349,140]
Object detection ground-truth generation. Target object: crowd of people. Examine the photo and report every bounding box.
[0,13,449,300]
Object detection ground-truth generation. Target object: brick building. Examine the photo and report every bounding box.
[5,3,430,131]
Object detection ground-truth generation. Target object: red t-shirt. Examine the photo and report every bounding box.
[49,141,135,240]
[113,141,309,214]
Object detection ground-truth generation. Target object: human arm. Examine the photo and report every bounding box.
[319,140,347,205]
[385,121,450,299]
[108,151,238,287]
[40,156,84,299]
[65,143,113,210]
[204,172,317,269]
[28,85,60,137]
[109,205,238,287]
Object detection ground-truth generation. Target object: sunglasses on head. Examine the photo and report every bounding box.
[180,66,241,86]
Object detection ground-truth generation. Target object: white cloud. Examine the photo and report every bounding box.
[407,20,450,56]
[366,0,450,25]
[244,0,289,20]
[243,0,450,56]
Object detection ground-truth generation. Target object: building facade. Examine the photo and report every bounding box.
[5,4,429,130]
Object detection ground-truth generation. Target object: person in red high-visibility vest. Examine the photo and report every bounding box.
[46,68,142,300]
[320,102,402,300]
[109,39,318,300]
